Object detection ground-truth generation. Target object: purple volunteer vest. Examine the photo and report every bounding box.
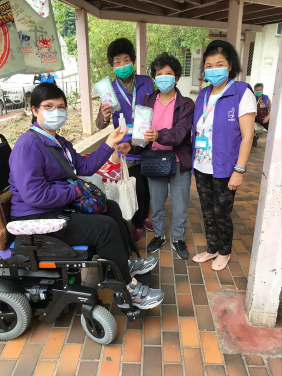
[112,74,154,160]
[192,80,253,178]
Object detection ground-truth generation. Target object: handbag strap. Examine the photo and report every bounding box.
[47,146,78,181]
[29,129,78,181]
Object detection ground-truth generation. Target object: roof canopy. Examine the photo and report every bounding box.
[61,0,282,30]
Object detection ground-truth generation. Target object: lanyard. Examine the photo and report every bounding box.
[116,79,136,113]
[30,125,76,173]
[202,79,235,129]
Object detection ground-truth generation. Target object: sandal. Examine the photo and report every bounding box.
[192,251,218,263]
[211,255,230,271]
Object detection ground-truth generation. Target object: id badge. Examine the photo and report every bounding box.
[127,124,133,135]
[195,136,208,149]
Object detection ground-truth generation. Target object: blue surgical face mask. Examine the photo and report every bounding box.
[204,67,229,86]
[155,75,175,93]
[38,108,67,131]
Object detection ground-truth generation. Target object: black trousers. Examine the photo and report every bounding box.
[11,200,132,284]
[128,164,150,229]
[194,169,236,256]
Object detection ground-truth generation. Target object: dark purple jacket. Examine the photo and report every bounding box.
[9,123,114,217]
[131,88,195,173]
[192,80,254,178]
[112,74,154,161]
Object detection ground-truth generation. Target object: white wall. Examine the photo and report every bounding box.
[176,48,202,102]
[250,24,281,100]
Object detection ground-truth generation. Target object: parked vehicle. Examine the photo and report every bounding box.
[0,74,41,115]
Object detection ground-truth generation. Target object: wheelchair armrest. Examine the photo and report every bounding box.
[6,219,67,236]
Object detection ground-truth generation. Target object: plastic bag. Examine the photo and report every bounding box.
[96,161,121,183]
[104,180,119,201]
[132,105,153,147]
[77,173,105,191]
[94,76,121,112]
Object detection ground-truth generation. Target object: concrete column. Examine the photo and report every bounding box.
[240,31,252,82]
[75,9,94,135]
[136,22,147,75]
[246,41,282,327]
[227,0,244,53]
[249,31,263,88]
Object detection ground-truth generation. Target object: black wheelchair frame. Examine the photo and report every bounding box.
[0,228,147,343]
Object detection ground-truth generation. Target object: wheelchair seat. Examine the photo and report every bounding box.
[4,219,91,261]
[7,218,67,235]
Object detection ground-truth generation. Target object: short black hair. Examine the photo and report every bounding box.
[31,83,67,124]
[254,83,264,89]
[150,52,182,79]
[200,40,242,80]
[107,38,136,66]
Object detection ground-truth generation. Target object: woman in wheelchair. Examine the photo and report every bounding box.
[8,83,164,310]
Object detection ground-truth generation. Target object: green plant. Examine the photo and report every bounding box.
[52,1,210,83]
[66,89,80,109]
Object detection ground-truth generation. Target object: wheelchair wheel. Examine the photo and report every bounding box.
[81,305,117,345]
[0,292,32,341]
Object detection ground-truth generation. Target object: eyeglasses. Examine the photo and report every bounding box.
[39,104,67,111]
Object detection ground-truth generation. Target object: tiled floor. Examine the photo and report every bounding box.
[1,133,281,376]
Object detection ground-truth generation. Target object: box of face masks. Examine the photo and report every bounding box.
[132,105,153,148]
[93,77,121,112]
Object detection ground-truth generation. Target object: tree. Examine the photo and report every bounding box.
[52,0,77,55]
[52,1,210,83]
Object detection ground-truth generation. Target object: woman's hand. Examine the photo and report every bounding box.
[105,126,128,148]
[101,103,113,122]
[228,172,243,190]
[144,129,158,142]
[117,142,131,155]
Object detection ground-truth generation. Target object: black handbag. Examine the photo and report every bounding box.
[140,106,179,178]
[141,150,177,178]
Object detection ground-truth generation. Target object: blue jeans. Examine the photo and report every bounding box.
[148,163,191,241]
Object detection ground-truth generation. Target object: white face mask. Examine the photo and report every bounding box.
[38,108,67,131]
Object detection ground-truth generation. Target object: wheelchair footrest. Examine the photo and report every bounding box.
[135,271,151,286]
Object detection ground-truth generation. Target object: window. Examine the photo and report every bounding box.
[174,49,191,77]
[247,42,255,76]
[277,23,282,35]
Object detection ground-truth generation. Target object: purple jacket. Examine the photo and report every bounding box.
[9,123,114,217]
[112,74,154,161]
[192,80,253,178]
[131,88,195,173]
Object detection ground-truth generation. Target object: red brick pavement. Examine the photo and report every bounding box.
[1,133,281,376]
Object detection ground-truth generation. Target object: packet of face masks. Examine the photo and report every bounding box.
[132,105,153,148]
[93,77,121,112]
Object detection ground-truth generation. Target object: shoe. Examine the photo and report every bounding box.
[128,256,158,277]
[172,240,189,259]
[211,255,231,271]
[118,278,164,310]
[192,251,218,263]
[143,218,154,232]
[147,235,166,253]
[132,227,143,243]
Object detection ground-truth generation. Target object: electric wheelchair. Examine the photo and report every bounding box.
[0,134,150,345]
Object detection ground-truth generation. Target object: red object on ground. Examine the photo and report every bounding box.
[209,291,282,355]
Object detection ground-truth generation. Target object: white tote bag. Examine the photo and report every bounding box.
[116,156,138,220]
